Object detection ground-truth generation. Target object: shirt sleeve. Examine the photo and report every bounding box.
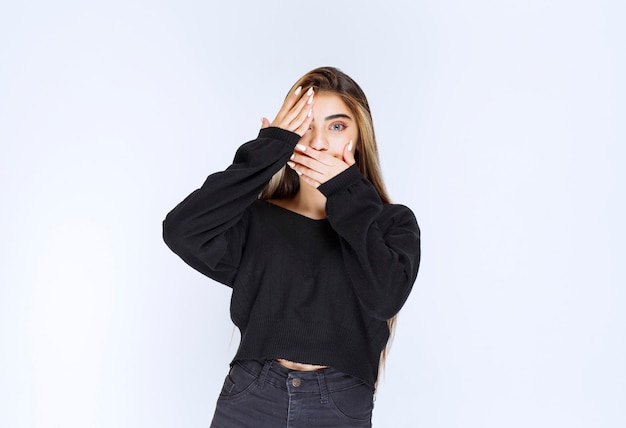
[318,164,421,320]
[162,127,301,286]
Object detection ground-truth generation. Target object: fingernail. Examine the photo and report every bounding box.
[307,95,313,105]
[307,108,312,117]
[287,161,295,168]
[290,154,295,160]
[306,87,314,96]
[348,140,353,151]
[296,144,306,151]
[295,86,302,95]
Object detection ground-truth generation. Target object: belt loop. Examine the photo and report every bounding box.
[257,360,272,389]
[316,370,329,404]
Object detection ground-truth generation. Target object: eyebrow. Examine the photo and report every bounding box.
[324,113,352,121]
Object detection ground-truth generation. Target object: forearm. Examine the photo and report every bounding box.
[320,166,421,319]
[163,127,301,277]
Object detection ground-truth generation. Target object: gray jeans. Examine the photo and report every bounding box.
[210,359,374,427]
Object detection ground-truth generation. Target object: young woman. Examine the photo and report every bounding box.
[163,66,420,427]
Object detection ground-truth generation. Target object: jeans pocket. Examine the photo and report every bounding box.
[218,361,260,400]
[328,382,374,423]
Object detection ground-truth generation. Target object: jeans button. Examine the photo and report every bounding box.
[291,378,301,387]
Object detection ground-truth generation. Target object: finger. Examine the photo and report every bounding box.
[283,88,314,128]
[287,160,328,183]
[283,85,303,112]
[260,117,271,129]
[290,151,327,175]
[291,100,314,135]
[299,174,321,189]
[272,88,314,132]
[292,145,336,166]
[342,140,356,166]
[271,86,303,125]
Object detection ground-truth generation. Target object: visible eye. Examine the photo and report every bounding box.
[330,123,346,131]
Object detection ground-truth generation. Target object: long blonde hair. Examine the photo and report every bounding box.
[259,66,397,374]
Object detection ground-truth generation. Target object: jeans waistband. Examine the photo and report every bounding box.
[235,359,371,395]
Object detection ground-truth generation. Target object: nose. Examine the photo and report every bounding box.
[307,127,328,151]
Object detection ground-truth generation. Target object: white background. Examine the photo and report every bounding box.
[1,0,624,427]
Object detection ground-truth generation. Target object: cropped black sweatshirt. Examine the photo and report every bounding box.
[163,127,420,387]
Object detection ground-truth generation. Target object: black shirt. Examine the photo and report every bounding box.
[163,127,420,387]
